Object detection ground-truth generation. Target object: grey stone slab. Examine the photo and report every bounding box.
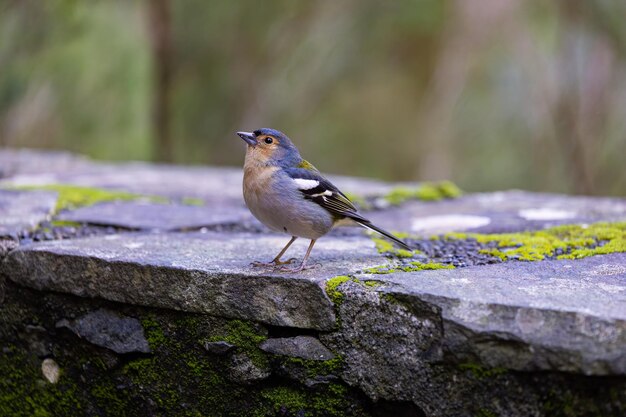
[2,232,388,330]
[260,336,335,360]
[355,253,626,375]
[367,190,626,235]
[0,148,93,179]
[2,158,405,205]
[0,189,58,236]
[56,308,150,354]
[56,201,255,231]
[1,162,245,203]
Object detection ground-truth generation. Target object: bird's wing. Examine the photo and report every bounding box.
[283,167,410,250]
[283,167,365,221]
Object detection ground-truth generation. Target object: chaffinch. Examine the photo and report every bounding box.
[236,128,409,272]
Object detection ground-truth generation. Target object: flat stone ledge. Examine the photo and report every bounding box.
[2,232,387,330]
[0,189,58,236]
[0,148,92,179]
[357,253,626,375]
[367,190,626,235]
[56,201,256,231]
[1,158,406,204]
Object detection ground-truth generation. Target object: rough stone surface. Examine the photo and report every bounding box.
[19,324,51,357]
[203,340,236,355]
[367,191,626,235]
[1,157,404,204]
[0,239,19,258]
[0,148,92,179]
[260,336,335,360]
[226,353,271,384]
[41,358,61,384]
[56,201,255,231]
[2,149,626,416]
[56,308,150,354]
[356,253,626,376]
[321,279,626,417]
[2,232,387,330]
[0,190,57,236]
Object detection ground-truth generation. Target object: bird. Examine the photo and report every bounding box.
[236,128,410,272]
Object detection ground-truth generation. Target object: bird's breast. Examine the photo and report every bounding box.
[242,166,333,239]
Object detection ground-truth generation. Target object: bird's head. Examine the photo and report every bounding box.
[236,128,300,167]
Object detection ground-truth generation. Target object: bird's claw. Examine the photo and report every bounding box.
[274,257,297,266]
[279,263,317,273]
[251,261,273,268]
[250,258,297,268]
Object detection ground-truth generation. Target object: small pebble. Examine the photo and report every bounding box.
[41,358,61,384]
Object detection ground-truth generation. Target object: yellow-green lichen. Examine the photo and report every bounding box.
[49,220,82,227]
[325,276,353,305]
[446,222,626,262]
[384,180,462,205]
[12,184,160,213]
[371,236,420,258]
[181,197,205,206]
[364,261,455,275]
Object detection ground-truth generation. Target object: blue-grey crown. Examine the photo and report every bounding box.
[253,128,287,139]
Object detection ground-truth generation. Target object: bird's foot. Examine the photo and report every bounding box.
[250,258,297,268]
[274,257,297,266]
[279,263,316,273]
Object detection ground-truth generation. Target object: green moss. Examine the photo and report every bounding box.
[0,349,82,417]
[181,197,204,206]
[458,363,507,380]
[141,315,167,350]
[445,222,626,262]
[90,382,129,417]
[12,184,158,212]
[124,357,181,411]
[406,261,455,271]
[384,181,462,205]
[206,319,268,368]
[363,264,395,274]
[260,383,349,417]
[363,280,382,288]
[49,220,82,227]
[371,235,421,258]
[364,261,454,274]
[325,276,353,305]
[283,355,344,378]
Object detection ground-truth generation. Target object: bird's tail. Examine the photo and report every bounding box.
[352,218,411,250]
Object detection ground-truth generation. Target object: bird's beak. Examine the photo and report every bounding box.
[236,131,257,147]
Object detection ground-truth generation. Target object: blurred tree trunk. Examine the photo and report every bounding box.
[146,0,174,162]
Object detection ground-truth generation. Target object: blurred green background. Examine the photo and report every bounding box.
[1,0,625,195]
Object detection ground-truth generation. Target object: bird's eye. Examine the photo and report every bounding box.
[264,137,273,144]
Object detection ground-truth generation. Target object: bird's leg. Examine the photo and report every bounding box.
[280,239,317,273]
[251,236,298,267]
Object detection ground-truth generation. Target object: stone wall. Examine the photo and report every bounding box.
[1,149,625,416]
